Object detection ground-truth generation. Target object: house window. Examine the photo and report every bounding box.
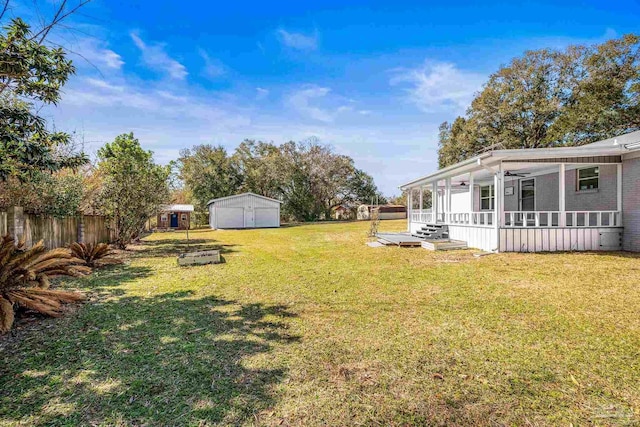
[480,185,494,210]
[577,167,599,190]
[181,213,187,221]
[160,214,168,221]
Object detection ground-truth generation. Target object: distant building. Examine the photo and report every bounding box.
[333,205,355,220]
[207,193,282,229]
[357,204,407,220]
[157,204,194,230]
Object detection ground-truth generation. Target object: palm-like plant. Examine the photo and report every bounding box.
[0,235,90,333]
[69,242,120,268]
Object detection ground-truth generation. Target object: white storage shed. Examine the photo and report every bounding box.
[207,193,282,229]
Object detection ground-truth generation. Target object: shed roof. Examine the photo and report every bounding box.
[206,192,283,206]
[160,204,194,212]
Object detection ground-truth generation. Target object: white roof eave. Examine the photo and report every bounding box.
[399,144,629,190]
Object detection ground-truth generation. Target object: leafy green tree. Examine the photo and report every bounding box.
[178,138,385,223]
[178,145,242,215]
[276,141,383,221]
[346,169,385,205]
[0,170,83,217]
[0,15,87,181]
[438,34,640,167]
[97,133,170,249]
[232,140,285,199]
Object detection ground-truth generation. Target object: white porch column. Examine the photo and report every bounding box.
[445,177,451,223]
[617,163,623,226]
[468,173,474,213]
[419,186,423,217]
[494,165,501,248]
[432,181,438,223]
[498,162,504,227]
[406,189,413,231]
[559,163,566,226]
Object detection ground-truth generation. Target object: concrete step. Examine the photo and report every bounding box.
[422,239,468,251]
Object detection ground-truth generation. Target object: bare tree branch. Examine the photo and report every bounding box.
[0,1,10,22]
[30,0,92,44]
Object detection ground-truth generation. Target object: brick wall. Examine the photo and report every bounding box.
[622,157,640,252]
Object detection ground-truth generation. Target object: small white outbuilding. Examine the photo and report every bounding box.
[207,193,282,229]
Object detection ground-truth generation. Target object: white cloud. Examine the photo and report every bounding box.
[130,32,188,80]
[287,86,334,122]
[277,29,318,51]
[71,38,124,70]
[198,49,226,79]
[85,78,125,92]
[390,61,484,113]
[63,77,248,127]
[287,86,359,122]
[256,87,269,100]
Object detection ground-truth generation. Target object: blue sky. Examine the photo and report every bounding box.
[10,0,640,195]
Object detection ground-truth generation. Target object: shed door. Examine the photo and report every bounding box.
[255,208,278,227]
[216,208,244,229]
[244,208,255,228]
[170,213,178,228]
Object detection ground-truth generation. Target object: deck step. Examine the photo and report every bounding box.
[416,223,449,240]
[421,239,467,251]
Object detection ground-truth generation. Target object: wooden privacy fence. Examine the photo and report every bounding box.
[0,211,7,236]
[1,207,113,249]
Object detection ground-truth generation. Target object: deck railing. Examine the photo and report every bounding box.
[410,211,494,227]
[411,210,621,228]
[502,211,621,228]
[446,212,494,227]
[410,211,434,223]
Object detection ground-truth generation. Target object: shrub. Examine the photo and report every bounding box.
[0,235,90,333]
[69,242,120,268]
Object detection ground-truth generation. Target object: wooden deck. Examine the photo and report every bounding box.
[376,233,424,247]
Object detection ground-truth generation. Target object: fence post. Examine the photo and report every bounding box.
[77,215,85,243]
[7,206,25,243]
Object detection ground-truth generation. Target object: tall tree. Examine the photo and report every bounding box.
[438,34,640,167]
[177,138,386,223]
[97,133,170,249]
[232,140,284,199]
[0,3,90,182]
[346,169,384,205]
[178,145,242,214]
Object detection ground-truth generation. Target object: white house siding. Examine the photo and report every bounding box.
[448,225,496,252]
[450,188,470,212]
[622,156,640,251]
[500,227,623,252]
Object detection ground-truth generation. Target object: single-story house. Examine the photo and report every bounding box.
[157,204,193,230]
[207,193,281,229]
[357,204,407,220]
[400,130,640,252]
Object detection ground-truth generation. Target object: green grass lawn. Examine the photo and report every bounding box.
[1,220,639,426]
